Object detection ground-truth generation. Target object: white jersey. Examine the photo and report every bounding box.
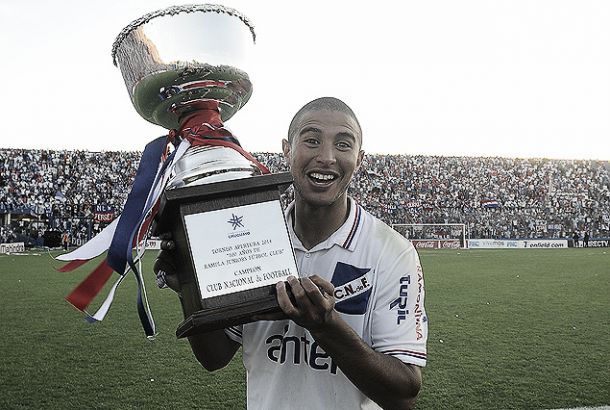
[225,198,428,410]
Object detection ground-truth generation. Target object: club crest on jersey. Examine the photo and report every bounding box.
[330,262,372,315]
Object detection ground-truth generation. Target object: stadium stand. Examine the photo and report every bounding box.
[1,148,609,247]
[0,149,140,247]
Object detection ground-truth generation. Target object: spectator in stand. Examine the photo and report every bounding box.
[584,231,590,247]
[573,232,580,247]
[61,231,70,251]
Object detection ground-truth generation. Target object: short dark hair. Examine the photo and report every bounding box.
[287,97,362,144]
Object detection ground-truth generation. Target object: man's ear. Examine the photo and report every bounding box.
[355,149,365,171]
[282,139,291,161]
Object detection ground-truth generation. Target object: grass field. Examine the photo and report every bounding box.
[0,248,608,409]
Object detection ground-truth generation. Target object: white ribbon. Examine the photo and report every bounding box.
[56,218,119,261]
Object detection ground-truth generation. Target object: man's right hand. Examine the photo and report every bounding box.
[153,234,181,294]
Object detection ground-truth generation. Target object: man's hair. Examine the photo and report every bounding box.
[287,97,362,143]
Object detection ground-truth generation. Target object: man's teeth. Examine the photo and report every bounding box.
[310,172,335,181]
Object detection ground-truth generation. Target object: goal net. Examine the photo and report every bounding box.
[391,223,468,249]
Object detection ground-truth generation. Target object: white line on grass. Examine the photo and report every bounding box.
[548,406,610,410]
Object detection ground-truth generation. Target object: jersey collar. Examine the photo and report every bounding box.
[285,197,363,252]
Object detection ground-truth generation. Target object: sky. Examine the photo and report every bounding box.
[0,0,609,160]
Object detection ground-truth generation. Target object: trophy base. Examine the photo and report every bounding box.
[176,283,281,338]
[153,172,298,340]
[176,280,297,338]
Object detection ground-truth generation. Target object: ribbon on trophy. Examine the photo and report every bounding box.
[55,102,269,338]
[168,101,270,173]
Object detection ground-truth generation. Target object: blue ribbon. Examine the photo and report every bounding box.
[125,147,179,338]
[124,147,177,272]
[107,136,167,275]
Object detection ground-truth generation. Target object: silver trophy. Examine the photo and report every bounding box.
[112,5,297,337]
[112,4,262,187]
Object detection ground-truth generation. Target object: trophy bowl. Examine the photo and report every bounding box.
[112,4,263,189]
[112,4,256,129]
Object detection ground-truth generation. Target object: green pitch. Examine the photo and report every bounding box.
[0,248,608,409]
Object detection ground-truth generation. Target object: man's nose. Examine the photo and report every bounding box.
[316,142,336,164]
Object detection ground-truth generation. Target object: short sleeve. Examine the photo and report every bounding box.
[370,242,428,367]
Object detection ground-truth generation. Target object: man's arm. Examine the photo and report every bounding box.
[277,276,422,409]
[154,247,240,371]
[311,311,421,409]
[187,331,240,371]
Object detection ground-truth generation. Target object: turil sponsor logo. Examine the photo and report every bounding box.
[389,275,410,324]
[389,265,425,340]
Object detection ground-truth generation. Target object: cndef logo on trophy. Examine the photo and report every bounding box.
[227,213,251,239]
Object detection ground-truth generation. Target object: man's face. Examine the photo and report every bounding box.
[282,109,364,208]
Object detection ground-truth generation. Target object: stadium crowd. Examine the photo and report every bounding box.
[0,149,140,246]
[347,155,610,240]
[1,148,609,246]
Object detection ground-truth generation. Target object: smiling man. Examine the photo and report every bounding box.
[282,100,365,250]
[158,97,428,409]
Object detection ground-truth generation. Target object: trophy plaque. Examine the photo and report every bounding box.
[112,5,298,338]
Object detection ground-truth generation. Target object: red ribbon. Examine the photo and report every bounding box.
[56,259,89,273]
[65,259,114,311]
[170,100,270,174]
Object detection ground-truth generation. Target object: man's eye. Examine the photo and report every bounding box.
[304,138,319,145]
[336,141,352,150]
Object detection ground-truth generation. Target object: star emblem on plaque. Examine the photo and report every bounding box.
[227,214,244,230]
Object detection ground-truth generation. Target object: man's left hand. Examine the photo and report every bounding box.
[275,275,336,331]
